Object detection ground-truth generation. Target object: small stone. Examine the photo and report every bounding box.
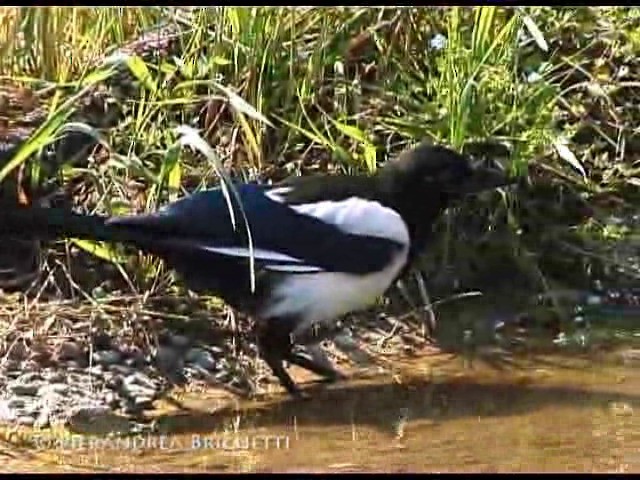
[7,398,26,410]
[124,356,146,368]
[16,415,35,426]
[20,360,41,371]
[127,372,157,390]
[66,405,112,428]
[91,331,113,351]
[55,341,83,361]
[109,364,132,375]
[65,361,84,371]
[155,346,184,377]
[106,375,124,391]
[88,365,104,376]
[122,373,157,400]
[38,383,69,396]
[47,371,66,383]
[170,334,190,349]
[8,342,28,361]
[207,345,224,355]
[186,348,216,370]
[10,383,40,396]
[133,396,154,410]
[20,372,43,383]
[0,359,19,372]
[104,392,119,409]
[92,350,122,366]
[29,350,52,366]
[122,383,156,400]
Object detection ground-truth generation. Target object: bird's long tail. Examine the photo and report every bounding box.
[0,205,141,245]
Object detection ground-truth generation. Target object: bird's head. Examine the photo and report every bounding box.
[381,142,515,201]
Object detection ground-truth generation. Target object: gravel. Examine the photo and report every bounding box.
[0,332,248,432]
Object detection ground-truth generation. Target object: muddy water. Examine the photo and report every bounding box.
[2,348,640,473]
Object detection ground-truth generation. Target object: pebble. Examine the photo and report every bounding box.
[0,333,249,430]
[105,392,119,408]
[16,416,35,426]
[20,372,43,383]
[8,342,28,361]
[10,383,41,396]
[88,365,104,376]
[106,375,124,391]
[170,334,190,349]
[38,383,69,396]
[92,350,122,366]
[20,360,40,371]
[133,396,154,409]
[7,398,25,410]
[186,348,216,370]
[155,346,182,371]
[56,341,83,361]
[91,331,113,351]
[127,372,157,390]
[109,364,133,376]
[68,404,111,420]
[125,356,146,368]
[65,361,85,371]
[48,371,67,383]
[0,359,19,372]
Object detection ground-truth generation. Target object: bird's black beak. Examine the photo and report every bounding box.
[447,161,516,196]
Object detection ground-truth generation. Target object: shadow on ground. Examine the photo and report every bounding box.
[151,370,640,436]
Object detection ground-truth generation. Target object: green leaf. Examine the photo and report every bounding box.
[71,239,127,264]
[364,143,378,173]
[329,118,368,144]
[123,53,158,94]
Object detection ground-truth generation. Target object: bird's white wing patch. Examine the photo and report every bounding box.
[200,245,323,273]
[289,197,410,246]
[264,187,292,203]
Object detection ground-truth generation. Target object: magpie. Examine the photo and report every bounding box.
[0,143,513,398]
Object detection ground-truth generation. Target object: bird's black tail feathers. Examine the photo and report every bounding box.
[0,206,147,246]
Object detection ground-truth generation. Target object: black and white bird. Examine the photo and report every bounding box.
[0,143,513,397]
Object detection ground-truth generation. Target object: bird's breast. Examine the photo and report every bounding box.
[259,243,410,337]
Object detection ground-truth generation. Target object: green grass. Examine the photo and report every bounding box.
[0,6,637,308]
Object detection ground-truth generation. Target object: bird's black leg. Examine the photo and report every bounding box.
[256,322,305,398]
[285,349,346,383]
[257,318,346,398]
[286,321,346,383]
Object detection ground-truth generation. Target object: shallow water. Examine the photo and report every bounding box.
[2,346,640,473]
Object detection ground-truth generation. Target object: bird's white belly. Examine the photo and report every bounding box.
[260,247,409,337]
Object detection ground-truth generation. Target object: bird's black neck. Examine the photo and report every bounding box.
[376,172,449,264]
